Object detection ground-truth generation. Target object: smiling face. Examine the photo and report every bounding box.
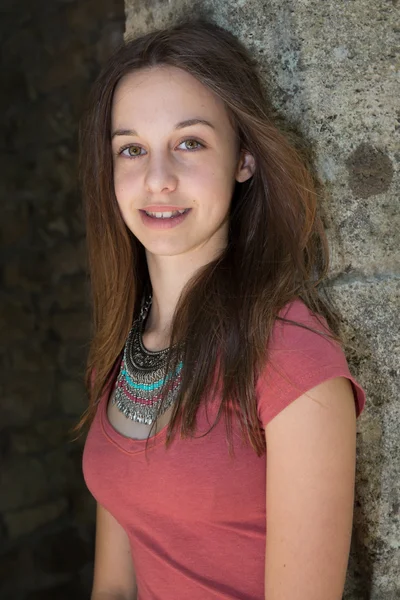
[111,65,255,260]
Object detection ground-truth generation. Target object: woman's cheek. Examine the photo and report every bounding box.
[114,170,135,205]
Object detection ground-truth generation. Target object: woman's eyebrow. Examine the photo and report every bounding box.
[111,118,216,139]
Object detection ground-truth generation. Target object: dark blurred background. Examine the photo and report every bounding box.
[0,1,125,598]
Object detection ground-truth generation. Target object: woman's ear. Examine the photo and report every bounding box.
[235,149,256,183]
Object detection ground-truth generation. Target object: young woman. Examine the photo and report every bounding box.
[77,17,366,600]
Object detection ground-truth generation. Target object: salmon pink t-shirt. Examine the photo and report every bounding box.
[82,299,366,600]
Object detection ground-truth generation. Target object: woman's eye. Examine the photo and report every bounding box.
[120,145,144,158]
[118,139,203,159]
[177,139,203,151]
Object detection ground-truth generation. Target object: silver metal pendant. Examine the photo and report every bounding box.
[111,294,184,425]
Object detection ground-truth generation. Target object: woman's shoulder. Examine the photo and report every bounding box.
[269,297,335,356]
[255,298,366,426]
[276,297,330,331]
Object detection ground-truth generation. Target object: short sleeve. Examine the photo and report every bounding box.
[256,299,366,428]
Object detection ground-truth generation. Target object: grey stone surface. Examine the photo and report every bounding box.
[124,0,399,597]
[330,279,400,598]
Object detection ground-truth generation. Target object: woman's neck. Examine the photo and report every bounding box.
[144,240,226,337]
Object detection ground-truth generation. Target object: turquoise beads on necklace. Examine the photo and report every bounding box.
[112,295,184,425]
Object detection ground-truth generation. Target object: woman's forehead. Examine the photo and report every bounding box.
[111,65,231,130]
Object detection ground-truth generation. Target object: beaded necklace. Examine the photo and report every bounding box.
[112,294,184,425]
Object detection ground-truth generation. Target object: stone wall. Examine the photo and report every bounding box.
[123,1,400,599]
[0,1,125,598]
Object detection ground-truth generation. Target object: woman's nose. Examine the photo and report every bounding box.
[144,152,178,194]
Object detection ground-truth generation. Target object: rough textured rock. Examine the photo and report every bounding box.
[0,0,125,598]
[123,1,399,598]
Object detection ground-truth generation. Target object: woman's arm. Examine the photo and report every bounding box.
[91,502,138,600]
[264,376,357,600]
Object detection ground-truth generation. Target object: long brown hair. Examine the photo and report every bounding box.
[73,16,341,459]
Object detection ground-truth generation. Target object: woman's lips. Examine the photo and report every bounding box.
[139,208,192,230]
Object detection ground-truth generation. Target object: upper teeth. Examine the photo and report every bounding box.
[145,209,187,218]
